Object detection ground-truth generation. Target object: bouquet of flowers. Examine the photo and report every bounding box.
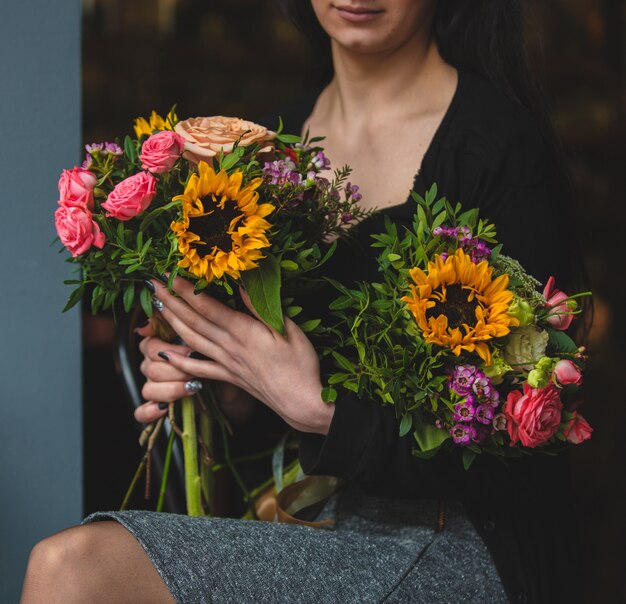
[323,185,592,469]
[54,108,368,514]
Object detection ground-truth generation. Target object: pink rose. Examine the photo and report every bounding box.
[543,276,574,331]
[564,412,593,444]
[139,130,185,173]
[553,359,582,387]
[55,204,105,257]
[58,167,97,210]
[504,383,563,447]
[175,116,275,164]
[101,172,157,221]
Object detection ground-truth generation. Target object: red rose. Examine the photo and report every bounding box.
[504,383,563,447]
[139,130,185,174]
[101,171,157,221]
[55,204,105,257]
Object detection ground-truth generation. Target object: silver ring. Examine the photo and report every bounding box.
[184,379,203,394]
[152,296,164,312]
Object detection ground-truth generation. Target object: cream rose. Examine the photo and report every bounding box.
[503,326,549,371]
[175,116,275,164]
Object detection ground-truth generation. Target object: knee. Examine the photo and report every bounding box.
[26,524,105,582]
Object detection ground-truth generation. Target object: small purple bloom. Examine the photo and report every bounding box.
[105,142,123,156]
[346,182,362,202]
[450,424,477,446]
[435,419,444,430]
[475,404,495,425]
[451,364,478,396]
[309,151,331,171]
[486,388,500,408]
[492,413,507,431]
[81,154,93,169]
[263,159,302,187]
[472,375,493,400]
[341,212,354,223]
[453,396,476,423]
[85,142,104,154]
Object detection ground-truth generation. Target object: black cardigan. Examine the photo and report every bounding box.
[264,69,581,604]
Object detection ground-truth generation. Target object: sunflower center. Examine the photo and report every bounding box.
[189,196,241,253]
[426,284,480,329]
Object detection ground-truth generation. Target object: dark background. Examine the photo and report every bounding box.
[81,1,625,601]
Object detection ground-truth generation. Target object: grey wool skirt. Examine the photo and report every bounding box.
[85,487,507,604]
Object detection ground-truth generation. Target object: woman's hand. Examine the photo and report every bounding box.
[134,323,258,425]
[137,277,334,435]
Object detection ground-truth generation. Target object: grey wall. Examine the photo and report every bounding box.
[0,1,82,600]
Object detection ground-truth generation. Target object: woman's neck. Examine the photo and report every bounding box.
[324,32,456,129]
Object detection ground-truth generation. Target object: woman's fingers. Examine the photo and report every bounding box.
[138,335,191,361]
[134,401,168,424]
[157,351,241,388]
[139,356,192,382]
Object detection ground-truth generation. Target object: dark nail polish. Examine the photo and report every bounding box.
[137,319,150,328]
[171,335,188,346]
[188,351,208,361]
[158,351,170,361]
[158,402,169,410]
[144,280,155,293]
[155,273,169,284]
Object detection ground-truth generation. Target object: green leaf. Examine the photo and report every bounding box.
[276,133,301,144]
[462,448,477,470]
[62,284,85,312]
[240,254,285,335]
[299,319,321,333]
[331,351,356,372]
[280,260,299,271]
[285,305,302,318]
[387,253,401,262]
[546,327,578,354]
[399,414,413,437]
[123,283,136,313]
[413,421,450,452]
[124,135,137,162]
[329,296,354,311]
[139,285,153,317]
[321,386,337,403]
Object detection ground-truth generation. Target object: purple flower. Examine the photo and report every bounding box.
[486,388,500,408]
[451,364,478,396]
[450,424,477,446]
[105,142,123,156]
[263,159,302,186]
[453,395,476,423]
[81,154,93,169]
[85,142,104,154]
[309,151,331,171]
[346,182,362,202]
[472,375,493,400]
[492,413,507,431]
[475,404,494,425]
[341,212,354,223]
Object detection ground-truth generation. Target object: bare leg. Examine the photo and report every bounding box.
[21,521,174,604]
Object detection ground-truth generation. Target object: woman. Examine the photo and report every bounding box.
[22,1,581,602]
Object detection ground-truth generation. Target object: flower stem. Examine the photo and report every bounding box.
[181,395,203,516]
[120,455,146,511]
[199,410,214,515]
[156,426,176,512]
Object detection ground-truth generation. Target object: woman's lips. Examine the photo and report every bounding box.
[334,5,384,23]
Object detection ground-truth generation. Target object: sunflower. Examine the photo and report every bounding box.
[133,108,178,138]
[170,161,274,282]
[401,248,519,365]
